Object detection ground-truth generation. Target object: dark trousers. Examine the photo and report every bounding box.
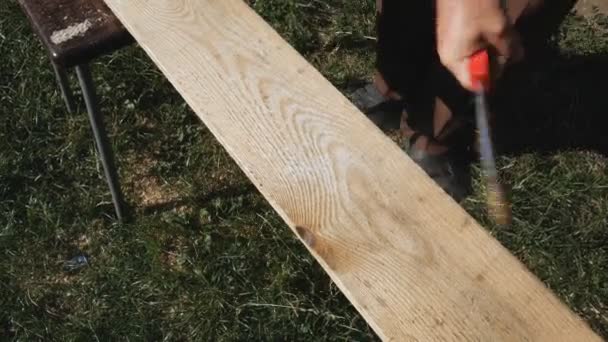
[375,0,474,134]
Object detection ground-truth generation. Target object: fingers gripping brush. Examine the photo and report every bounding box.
[469,50,512,226]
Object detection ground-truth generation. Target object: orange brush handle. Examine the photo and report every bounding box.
[469,50,490,92]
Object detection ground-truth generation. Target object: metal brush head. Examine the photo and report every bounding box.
[487,180,512,226]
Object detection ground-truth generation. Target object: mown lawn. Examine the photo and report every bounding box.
[1,0,607,340]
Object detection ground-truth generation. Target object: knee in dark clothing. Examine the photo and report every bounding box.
[375,0,475,134]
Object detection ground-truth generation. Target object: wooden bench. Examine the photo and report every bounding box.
[18,0,134,221]
[103,0,602,339]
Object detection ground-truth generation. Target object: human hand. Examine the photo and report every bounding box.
[436,0,523,91]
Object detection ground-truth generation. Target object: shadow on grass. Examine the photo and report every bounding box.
[493,0,608,156]
[141,183,258,216]
[493,52,608,157]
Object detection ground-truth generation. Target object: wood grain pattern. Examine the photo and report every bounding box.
[102,0,601,340]
[575,0,608,18]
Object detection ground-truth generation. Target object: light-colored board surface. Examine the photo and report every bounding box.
[575,0,608,17]
[103,0,601,340]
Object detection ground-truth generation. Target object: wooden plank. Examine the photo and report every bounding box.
[575,0,608,17]
[102,0,601,340]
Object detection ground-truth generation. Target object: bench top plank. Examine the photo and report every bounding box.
[18,0,133,67]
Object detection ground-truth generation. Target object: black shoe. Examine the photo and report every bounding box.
[407,132,473,202]
[350,84,403,131]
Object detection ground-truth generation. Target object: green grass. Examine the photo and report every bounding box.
[1,0,607,340]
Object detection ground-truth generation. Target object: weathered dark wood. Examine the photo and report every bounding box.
[18,0,134,67]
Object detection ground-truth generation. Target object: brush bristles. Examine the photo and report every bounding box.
[487,182,512,226]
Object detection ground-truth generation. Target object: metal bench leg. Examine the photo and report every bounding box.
[75,64,126,222]
[51,62,77,113]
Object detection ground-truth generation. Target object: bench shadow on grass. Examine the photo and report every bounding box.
[141,183,258,216]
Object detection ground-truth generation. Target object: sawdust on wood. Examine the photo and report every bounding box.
[50,19,93,44]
